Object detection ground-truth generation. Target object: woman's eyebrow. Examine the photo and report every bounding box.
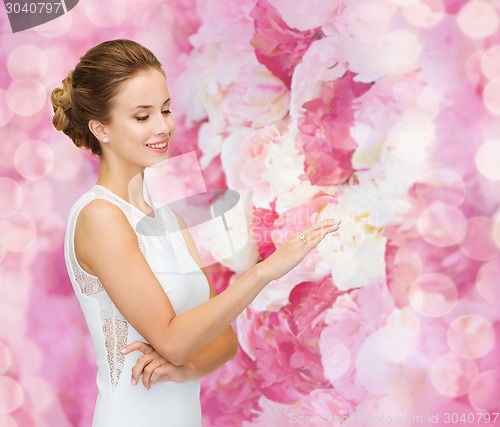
[131,98,170,111]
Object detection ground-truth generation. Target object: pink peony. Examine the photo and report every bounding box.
[220,125,281,210]
[241,275,344,404]
[297,73,372,186]
[201,349,262,427]
[215,62,290,129]
[290,34,348,122]
[268,0,341,32]
[319,280,394,402]
[247,195,338,311]
[250,0,324,88]
[251,202,280,261]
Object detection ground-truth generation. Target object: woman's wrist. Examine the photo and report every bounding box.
[255,257,274,284]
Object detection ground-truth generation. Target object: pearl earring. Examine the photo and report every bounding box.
[102,137,108,143]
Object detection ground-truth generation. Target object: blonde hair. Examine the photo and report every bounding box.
[50,39,165,156]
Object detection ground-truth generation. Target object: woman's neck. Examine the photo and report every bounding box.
[96,161,147,207]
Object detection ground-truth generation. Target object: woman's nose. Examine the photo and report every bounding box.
[154,113,172,136]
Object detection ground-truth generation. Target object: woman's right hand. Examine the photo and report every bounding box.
[259,217,341,282]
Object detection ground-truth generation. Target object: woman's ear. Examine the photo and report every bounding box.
[88,119,109,142]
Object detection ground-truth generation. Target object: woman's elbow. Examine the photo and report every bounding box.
[227,332,239,360]
[157,343,190,367]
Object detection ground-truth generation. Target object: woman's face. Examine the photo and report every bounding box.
[102,68,176,168]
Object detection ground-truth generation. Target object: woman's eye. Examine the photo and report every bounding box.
[162,109,171,115]
[136,116,149,122]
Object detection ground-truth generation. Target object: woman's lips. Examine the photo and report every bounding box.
[146,139,169,153]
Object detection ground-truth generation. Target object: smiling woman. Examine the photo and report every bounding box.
[87,68,174,168]
[50,39,340,427]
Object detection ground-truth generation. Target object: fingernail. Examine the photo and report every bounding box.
[131,378,137,386]
[120,349,126,354]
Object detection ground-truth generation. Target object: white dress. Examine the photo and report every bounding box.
[64,184,210,427]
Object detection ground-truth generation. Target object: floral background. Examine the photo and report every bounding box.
[1,0,500,426]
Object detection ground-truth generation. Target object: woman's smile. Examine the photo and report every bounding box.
[146,138,169,153]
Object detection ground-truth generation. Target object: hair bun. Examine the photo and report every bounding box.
[50,39,165,156]
[50,71,73,132]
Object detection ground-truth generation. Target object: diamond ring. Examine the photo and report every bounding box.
[300,234,306,243]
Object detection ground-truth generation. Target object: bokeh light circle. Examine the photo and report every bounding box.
[0,268,32,300]
[347,4,390,41]
[14,140,54,180]
[0,89,14,128]
[7,45,49,79]
[468,370,500,412]
[48,138,84,181]
[476,259,500,305]
[483,78,500,116]
[21,376,55,413]
[34,10,72,38]
[430,353,478,397]
[391,248,423,305]
[459,216,498,261]
[465,48,484,85]
[0,212,37,253]
[417,202,467,247]
[11,340,43,377]
[494,219,500,249]
[0,414,17,427]
[415,168,466,206]
[0,376,24,414]
[409,273,458,317]
[388,111,434,162]
[0,343,12,375]
[19,180,54,220]
[457,1,499,39]
[6,79,46,117]
[403,0,444,28]
[371,30,421,75]
[481,45,500,80]
[475,139,500,180]
[0,178,23,218]
[447,315,495,359]
[85,0,127,27]
[36,213,65,253]
[0,298,30,326]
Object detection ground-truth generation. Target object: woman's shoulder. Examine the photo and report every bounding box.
[79,197,125,222]
[67,187,131,230]
[74,198,138,257]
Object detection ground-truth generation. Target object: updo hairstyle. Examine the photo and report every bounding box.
[50,39,165,156]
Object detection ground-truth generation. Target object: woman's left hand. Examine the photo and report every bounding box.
[121,341,195,389]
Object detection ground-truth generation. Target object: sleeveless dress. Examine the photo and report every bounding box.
[63,184,210,427]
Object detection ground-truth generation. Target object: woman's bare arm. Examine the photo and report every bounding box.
[75,199,339,366]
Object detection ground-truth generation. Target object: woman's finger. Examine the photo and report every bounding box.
[120,340,152,356]
[295,221,340,248]
[150,363,174,385]
[130,353,155,386]
[142,357,166,389]
[294,218,340,242]
[305,223,340,246]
